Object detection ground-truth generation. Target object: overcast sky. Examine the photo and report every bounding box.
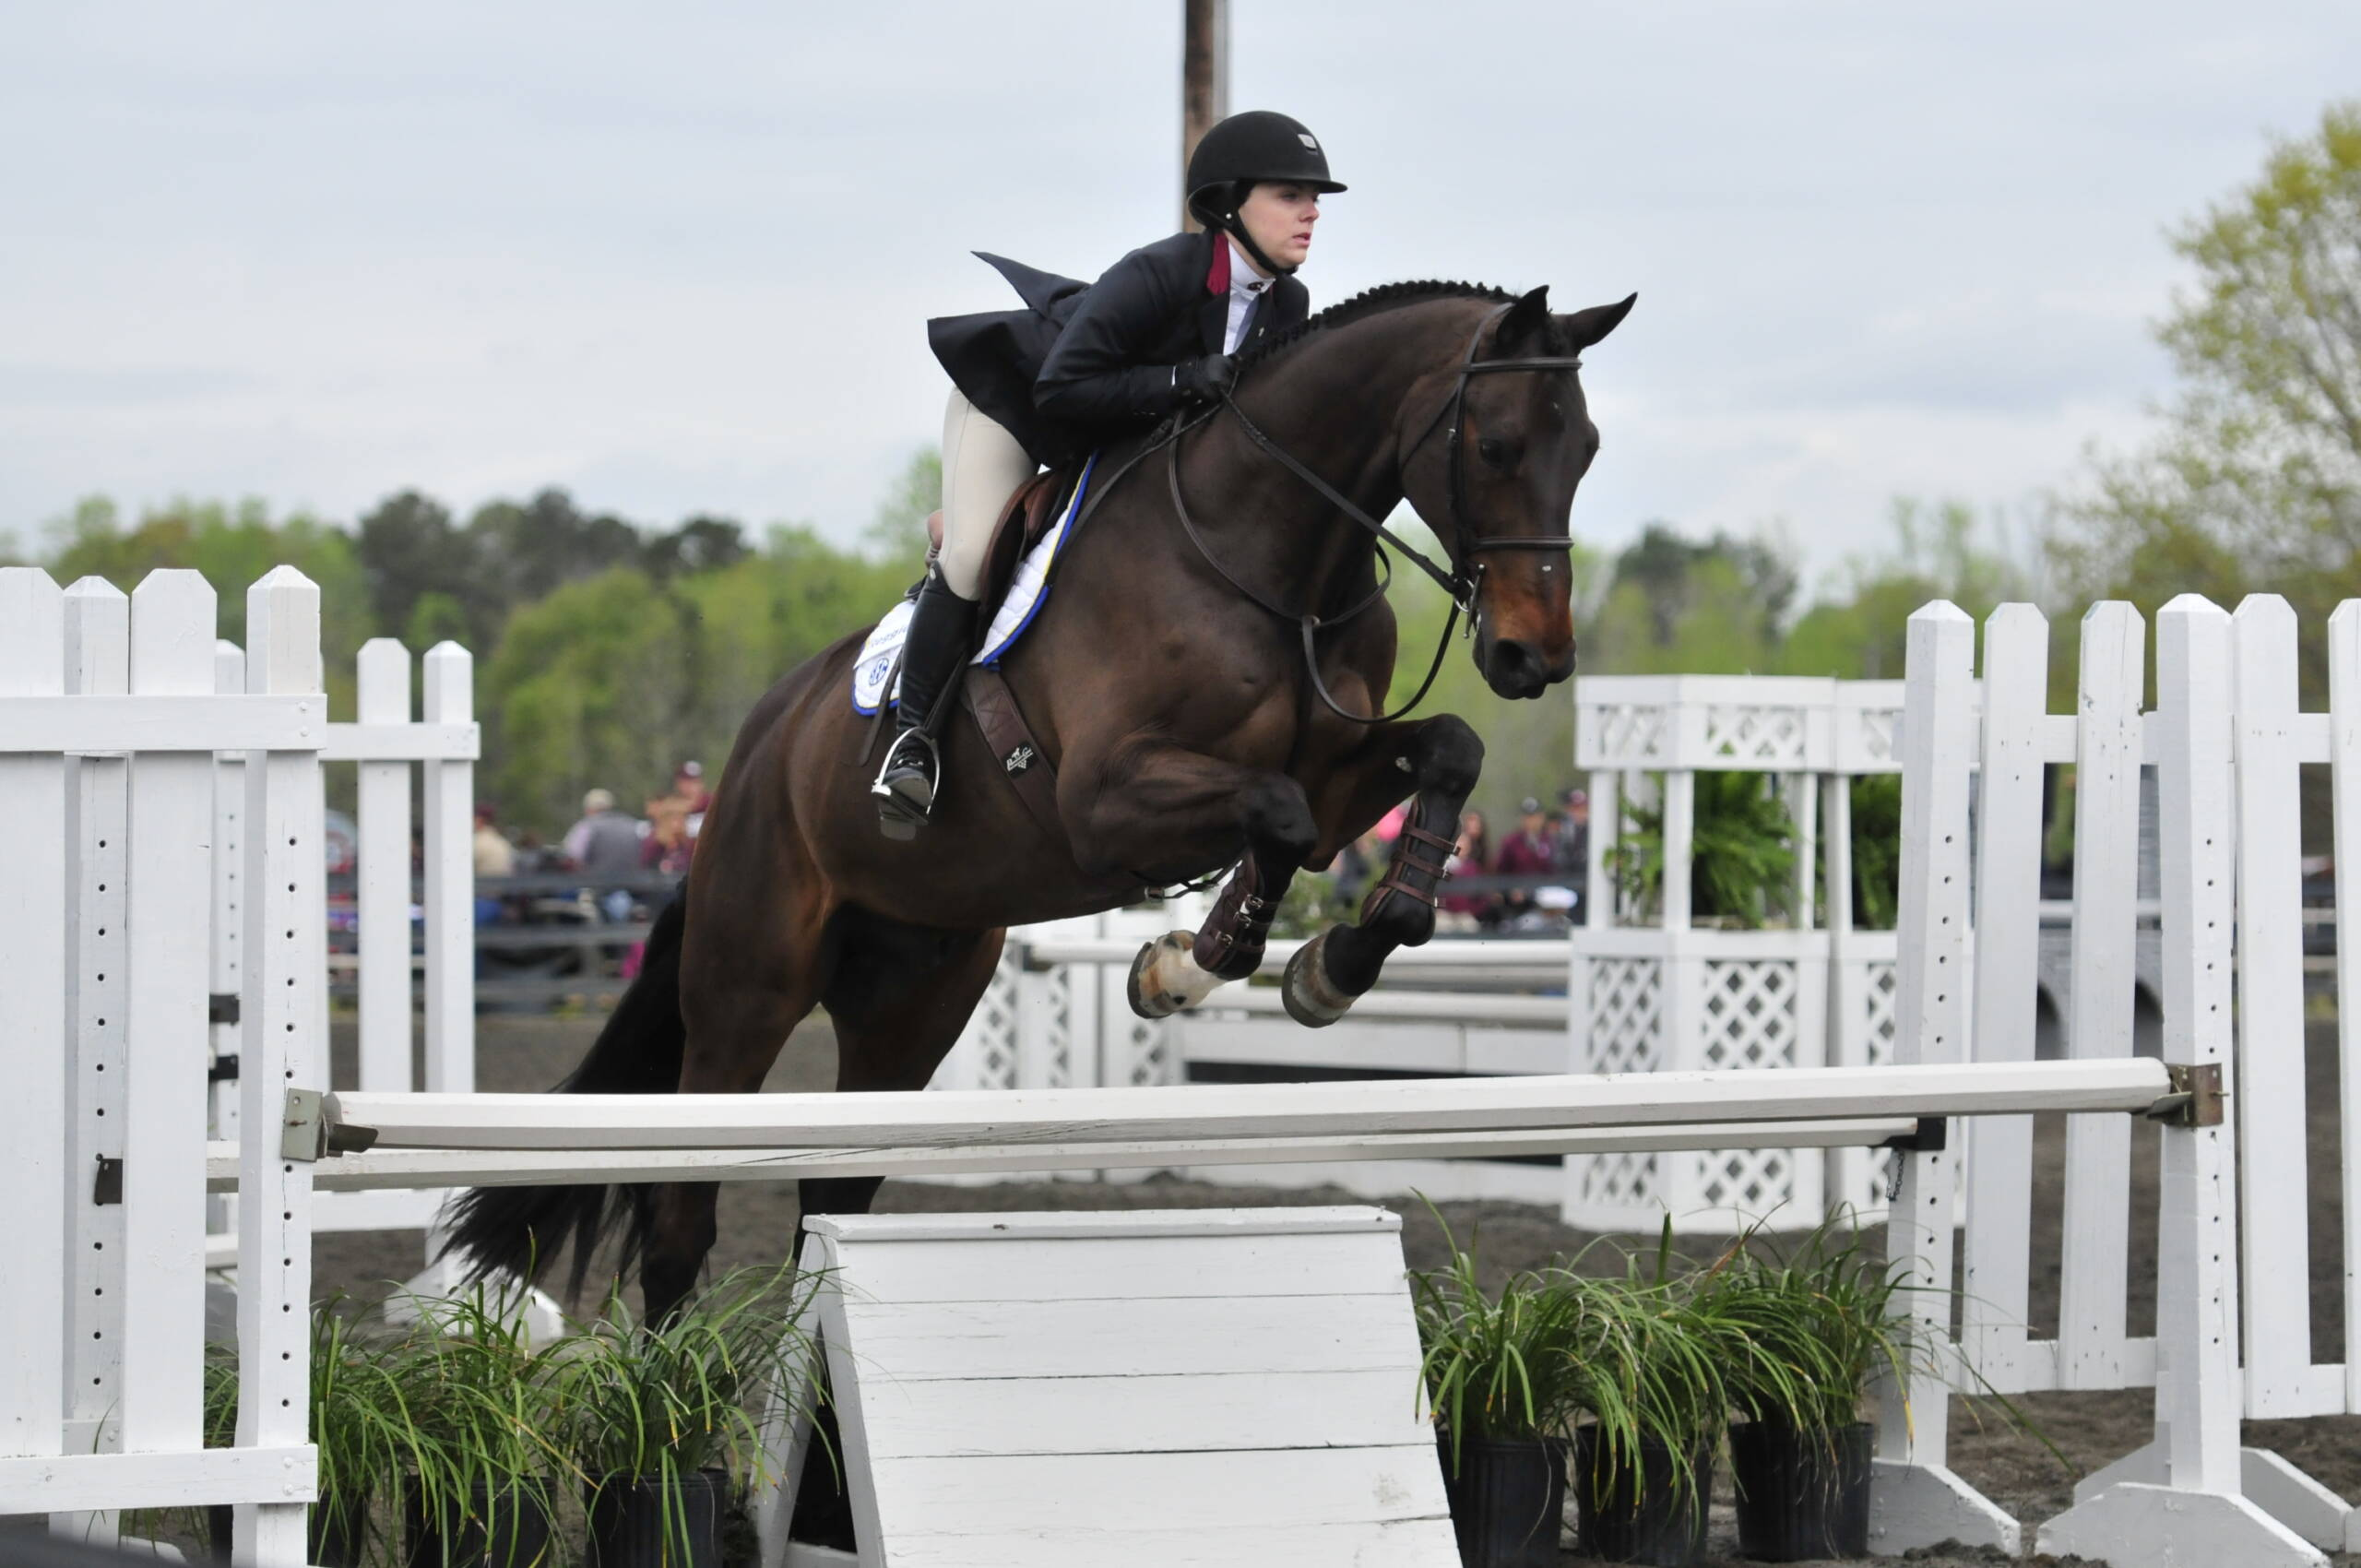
[6,3,2358,586]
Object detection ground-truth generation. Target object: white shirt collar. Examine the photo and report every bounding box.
[1227,238,1272,298]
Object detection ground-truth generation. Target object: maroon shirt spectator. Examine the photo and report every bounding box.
[1439,810,1495,920]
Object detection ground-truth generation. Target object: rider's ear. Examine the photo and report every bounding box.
[1492,286,1552,355]
[1560,292,1639,351]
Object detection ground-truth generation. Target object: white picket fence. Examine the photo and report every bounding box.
[205,632,481,1270]
[9,567,2361,1567]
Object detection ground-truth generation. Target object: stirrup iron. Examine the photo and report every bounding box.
[872,728,941,841]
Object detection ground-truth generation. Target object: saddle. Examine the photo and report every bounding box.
[923,468,1077,614]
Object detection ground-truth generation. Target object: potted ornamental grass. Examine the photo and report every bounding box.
[387,1284,565,1568]
[1697,1218,1917,1562]
[543,1265,825,1568]
[1560,1232,1725,1568]
[1412,1235,1584,1568]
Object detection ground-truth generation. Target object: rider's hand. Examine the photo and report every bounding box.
[1174,353,1239,406]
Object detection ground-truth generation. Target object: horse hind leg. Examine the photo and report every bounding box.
[789,912,1007,1552]
[1285,715,1486,1027]
[638,879,837,1324]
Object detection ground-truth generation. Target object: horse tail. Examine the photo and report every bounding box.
[438,892,691,1301]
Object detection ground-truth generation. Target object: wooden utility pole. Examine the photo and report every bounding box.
[1180,0,1228,230]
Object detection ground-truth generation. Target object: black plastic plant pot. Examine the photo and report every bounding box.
[1435,1431,1568,1568]
[585,1468,729,1568]
[403,1478,558,1568]
[1572,1427,1712,1566]
[210,1491,369,1567]
[1727,1419,1873,1561]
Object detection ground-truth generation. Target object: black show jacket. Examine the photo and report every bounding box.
[927,228,1309,468]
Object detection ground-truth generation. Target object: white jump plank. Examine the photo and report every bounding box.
[234,567,323,1567]
[421,643,474,1094]
[63,579,131,1521]
[831,1292,1418,1382]
[1962,604,2049,1387]
[2331,601,2361,1417]
[0,693,321,752]
[827,1232,1406,1301]
[120,570,215,1460]
[326,1058,2169,1151]
[852,1367,1428,1460]
[354,640,412,1096]
[1882,600,1976,1471]
[0,1444,315,1515]
[864,1445,1450,1534]
[876,1517,1456,1568]
[0,568,67,1465]
[2153,594,2246,1493]
[2059,600,2143,1390]
[2232,597,2318,1418]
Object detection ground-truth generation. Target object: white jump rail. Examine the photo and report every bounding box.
[319,1060,2168,1152]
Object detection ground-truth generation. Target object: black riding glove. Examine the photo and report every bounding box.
[1174,353,1239,407]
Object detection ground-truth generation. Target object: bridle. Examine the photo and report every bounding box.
[1167,302,1586,725]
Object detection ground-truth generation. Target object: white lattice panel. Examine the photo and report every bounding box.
[1582,956,1663,1075]
[1585,702,1670,765]
[931,947,1021,1092]
[1853,961,1901,1212]
[1700,959,1797,1071]
[1703,704,1809,766]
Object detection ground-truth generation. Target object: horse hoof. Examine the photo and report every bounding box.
[1127,931,1224,1019]
[1281,931,1357,1028]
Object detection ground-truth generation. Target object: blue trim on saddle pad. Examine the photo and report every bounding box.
[848,452,1098,716]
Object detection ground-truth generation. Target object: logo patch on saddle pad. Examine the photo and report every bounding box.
[850,454,1098,716]
[1003,743,1036,775]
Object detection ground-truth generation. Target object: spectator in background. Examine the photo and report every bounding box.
[641,795,695,879]
[1437,808,1495,929]
[564,788,645,922]
[470,802,515,926]
[1553,787,1591,916]
[1493,797,1560,924]
[671,760,713,841]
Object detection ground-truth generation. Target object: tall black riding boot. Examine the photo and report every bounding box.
[872,572,980,839]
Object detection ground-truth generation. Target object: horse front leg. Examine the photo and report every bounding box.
[1283,714,1485,1027]
[1062,743,1320,1020]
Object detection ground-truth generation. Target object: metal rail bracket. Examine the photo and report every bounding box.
[2144,1063,2225,1128]
[282,1089,383,1160]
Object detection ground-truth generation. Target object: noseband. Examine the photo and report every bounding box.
[1168,302,1586,724]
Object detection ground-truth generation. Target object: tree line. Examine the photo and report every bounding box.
[9,102,2353,841]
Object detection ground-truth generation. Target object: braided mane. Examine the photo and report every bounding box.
[1234,279,1522,377]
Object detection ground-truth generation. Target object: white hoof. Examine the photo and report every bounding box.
[1281,930,1358,1028]
[1126,931,1231,1019]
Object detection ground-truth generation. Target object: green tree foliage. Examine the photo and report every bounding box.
[864,447,942,580]
[2053,101,2361,657]
[483,529,909,832]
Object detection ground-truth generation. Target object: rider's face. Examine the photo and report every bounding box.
[1237,183,1320,270]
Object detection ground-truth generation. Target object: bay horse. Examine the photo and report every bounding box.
[445,279,1635,1323]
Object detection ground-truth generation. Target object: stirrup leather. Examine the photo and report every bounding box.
[872,727,942,840]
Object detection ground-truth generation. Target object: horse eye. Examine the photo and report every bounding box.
[1477,437,1513,469]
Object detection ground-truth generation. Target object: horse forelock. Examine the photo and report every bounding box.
[1232,279,1528,380]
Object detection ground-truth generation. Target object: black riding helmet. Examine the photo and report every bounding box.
[1185,110,1345,277]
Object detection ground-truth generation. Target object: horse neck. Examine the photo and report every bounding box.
[1179,303,1478,612]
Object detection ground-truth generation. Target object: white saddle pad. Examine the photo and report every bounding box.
[852,455,1097,715]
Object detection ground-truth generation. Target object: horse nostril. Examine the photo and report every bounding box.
[1485,639,1543,690]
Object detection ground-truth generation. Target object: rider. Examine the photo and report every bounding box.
[873,109,1346,837]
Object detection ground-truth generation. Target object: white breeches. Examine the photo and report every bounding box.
[937,387,1037,600]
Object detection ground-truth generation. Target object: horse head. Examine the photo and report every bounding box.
[1401,285,1636,700]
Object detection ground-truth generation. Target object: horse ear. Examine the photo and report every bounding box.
[1560,292,1638,351]
[1491,285,1553,355]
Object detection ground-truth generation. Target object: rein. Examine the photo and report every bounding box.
[1167,303,1586,725]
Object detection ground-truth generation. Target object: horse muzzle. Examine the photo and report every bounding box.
[1475,631,1572,700]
